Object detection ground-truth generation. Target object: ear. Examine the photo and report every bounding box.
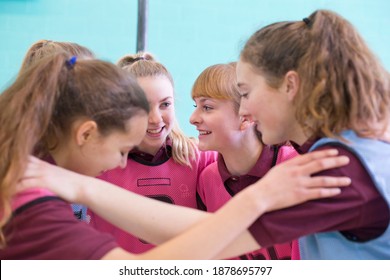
[75,120,98,146]
[284,70,300,101]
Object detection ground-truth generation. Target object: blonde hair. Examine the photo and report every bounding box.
[191,62,240,112]
[117,52,197,167]
[241,9,390,139]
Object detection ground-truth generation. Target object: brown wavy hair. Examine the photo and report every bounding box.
[241,9,390,139]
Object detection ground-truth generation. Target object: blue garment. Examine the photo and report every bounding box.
[71,204,88,222]
[300,130,390,259]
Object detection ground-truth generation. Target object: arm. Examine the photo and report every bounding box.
[104,185,262,260]
[20,149,350,259]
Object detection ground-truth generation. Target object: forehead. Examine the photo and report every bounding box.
[105,113,147,145]
[236,60,255,82]
[137,76,174,100]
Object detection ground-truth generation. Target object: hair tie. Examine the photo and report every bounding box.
[133,56,145,62]
[303,17,310,25]
[66,56,77,69]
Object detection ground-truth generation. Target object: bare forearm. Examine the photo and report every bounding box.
[138,188,263,260]
[81,177,210,243]
[78,176,259,258]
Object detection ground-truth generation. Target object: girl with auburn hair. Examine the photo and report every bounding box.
[237,9,390,259]
[191,62,300,260]
[88,52,217,254]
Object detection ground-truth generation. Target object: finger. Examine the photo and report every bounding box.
[299,155,350,175]
[27,155,41,163]
[16,178,39,192]
[307,187,342,200]
[21,164,41,179]
[303,176,351,188]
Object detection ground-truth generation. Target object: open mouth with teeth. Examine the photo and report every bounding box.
[199,130,211,136]
[147,127,164,135]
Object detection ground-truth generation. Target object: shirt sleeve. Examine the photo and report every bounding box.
[248,145,389,247]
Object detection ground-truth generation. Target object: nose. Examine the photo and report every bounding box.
[238,101,252,121]
[149,107,162,124]
[189,108,201,125]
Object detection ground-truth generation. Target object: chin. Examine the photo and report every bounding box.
[197,141,212,152]
[261,135,278,146]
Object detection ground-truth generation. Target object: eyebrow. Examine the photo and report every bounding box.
[160,96,173,102]
[198,97,210,102]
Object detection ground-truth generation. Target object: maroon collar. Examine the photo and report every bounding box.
[290,137,318,154]
[130,139,173,164]
[218,145,276,183]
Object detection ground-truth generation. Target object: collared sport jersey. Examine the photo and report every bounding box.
[1,189,118,260]
[91,145,217,254]
[197,144,299,260]
[248,134,390,259]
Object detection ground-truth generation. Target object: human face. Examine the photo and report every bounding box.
[237,59,298,145]
[136,76,175,155]
[190,97,242,152]
[69,113,148,177]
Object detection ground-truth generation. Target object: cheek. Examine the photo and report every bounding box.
[164,110,175,125]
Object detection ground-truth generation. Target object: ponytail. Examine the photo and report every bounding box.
[297,10,390,138]
[241,9,390,139]
[0,53,69,247]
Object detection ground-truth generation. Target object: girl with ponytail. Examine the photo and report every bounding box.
[237,9,390,259]
[16,39,96,222]
[0,53,150,258]
[89,52,217,254]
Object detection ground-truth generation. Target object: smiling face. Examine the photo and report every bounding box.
[236,59,301,145]
[190,97,242,152]
[136,76,175,155]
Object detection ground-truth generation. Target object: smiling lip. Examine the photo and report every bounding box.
[147,127,164,137]
[198,130,211,137]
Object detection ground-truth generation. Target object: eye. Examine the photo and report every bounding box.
[240,93,249,99]
[160,102,171,109]
[193,104,197,108]
[203,105,212,111]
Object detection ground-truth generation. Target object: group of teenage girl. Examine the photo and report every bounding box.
[1,9,389,260]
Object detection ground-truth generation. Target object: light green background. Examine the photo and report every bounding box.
[1,0,389,137]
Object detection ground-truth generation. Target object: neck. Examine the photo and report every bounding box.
[220,132,263,176]
[289,125,310,146]
[49,141,75,170]
[49,148,66,168]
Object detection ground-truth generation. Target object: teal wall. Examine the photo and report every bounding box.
[1,0,390,137]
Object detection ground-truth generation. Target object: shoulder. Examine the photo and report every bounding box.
[193,148,218,164]
[199,161,219,178]
[3,199,117,260]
